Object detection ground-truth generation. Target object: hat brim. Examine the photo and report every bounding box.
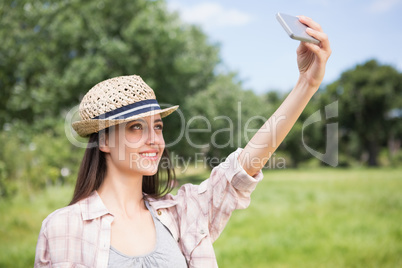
[72,105,179,137]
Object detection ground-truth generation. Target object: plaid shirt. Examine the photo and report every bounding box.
[35,148,263,267]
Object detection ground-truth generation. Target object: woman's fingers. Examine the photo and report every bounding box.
[306,27,330,48]
[298,15,331,55]
[300,41,321,54]
[298,15,322,32]
[295,15,332,87]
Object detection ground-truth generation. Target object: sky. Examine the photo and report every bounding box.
[167,0,402,94]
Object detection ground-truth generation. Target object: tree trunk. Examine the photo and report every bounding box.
[367,141,379,166]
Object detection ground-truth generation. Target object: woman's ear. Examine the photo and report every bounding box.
[99,132,110,153]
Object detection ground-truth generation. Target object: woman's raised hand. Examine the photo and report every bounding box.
[296,16,332,89]
[238,16,331,176]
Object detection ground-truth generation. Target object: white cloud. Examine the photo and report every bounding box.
[367,0,402,13]
[168,2,252,29]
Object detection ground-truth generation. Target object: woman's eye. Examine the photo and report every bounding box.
[155,124,164,131]
[130,124,142,130]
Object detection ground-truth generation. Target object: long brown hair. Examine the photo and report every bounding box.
[69,130,176,205]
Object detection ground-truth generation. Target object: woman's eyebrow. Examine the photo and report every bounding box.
[128,119,145,124]
[154,119,163,123]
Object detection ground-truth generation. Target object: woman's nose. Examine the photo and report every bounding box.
[145,127,160,145]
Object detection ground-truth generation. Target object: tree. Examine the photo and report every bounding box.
[0,0,219,147]
[325,59,402,166]
[181,74,273,165]
[0,0,224,197]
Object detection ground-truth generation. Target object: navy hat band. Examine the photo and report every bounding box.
[92,99,161,120]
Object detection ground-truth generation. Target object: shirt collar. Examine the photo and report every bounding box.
[78,191,178,220]
[144,194,178,210]
[79,191,113,221]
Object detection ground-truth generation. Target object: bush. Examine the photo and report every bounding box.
[0,117,84,200]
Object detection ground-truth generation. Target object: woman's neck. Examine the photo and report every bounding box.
[97,160,146,219]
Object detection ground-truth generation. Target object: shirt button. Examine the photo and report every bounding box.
[200,229,206,235]
[157,210,162,216]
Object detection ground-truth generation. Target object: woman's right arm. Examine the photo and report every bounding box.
[34,225,51,267]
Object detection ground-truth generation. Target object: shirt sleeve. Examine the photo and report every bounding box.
[34,221,51,267]
[176,148,263,243]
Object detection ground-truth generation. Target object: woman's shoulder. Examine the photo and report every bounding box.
[41,202,81,229]
[40,192,110,235]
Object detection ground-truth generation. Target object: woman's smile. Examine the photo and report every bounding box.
[139,150,160,161]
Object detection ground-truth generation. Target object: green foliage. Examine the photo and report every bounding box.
[0,0,219,146]
[0,0,221,199]
[0,185,74,267]
[181,74,273,163]
[325,59,402,166]
[0,132,20,198]
[0,118,84,199]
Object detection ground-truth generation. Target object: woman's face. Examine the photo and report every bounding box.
[101,114,165,177]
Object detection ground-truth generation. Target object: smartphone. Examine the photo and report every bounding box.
[276,13,320,44]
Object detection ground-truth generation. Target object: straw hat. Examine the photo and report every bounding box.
[72,75,179,137]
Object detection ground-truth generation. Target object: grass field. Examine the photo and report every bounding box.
[0,168,401,267]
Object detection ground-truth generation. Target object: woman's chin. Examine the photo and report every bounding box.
[140,166,159,176]
[142,170,158,176]
[130,159,161,176]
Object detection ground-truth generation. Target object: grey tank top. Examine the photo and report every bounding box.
[108,201,188,268]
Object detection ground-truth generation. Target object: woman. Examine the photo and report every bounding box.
[35,16,331,267]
